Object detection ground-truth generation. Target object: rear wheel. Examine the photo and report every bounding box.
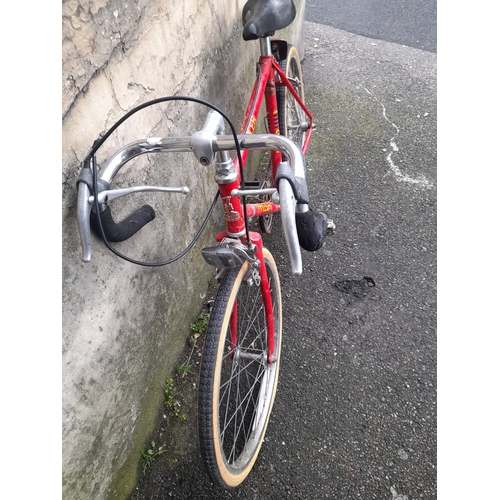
[277,44,307,149]
[198,249,282,488]
[258,45,306,235]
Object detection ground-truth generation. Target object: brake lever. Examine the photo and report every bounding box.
[88,185,190,204]
[77,160,189,263]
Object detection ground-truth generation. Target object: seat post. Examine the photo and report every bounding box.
[259,36,272,57]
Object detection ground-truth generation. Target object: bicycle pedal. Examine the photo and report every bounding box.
[202,242,254,269]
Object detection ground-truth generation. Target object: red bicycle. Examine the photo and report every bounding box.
[77,0,333,489]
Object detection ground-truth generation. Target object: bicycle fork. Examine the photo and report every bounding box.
[211,230,276,366]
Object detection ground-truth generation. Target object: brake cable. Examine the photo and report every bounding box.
[88,96,250,267]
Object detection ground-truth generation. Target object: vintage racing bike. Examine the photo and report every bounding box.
[76,0,333,489]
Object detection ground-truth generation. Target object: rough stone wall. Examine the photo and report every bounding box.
[62,1,304,499]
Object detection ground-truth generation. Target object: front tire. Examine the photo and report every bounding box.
[198,249,282,488]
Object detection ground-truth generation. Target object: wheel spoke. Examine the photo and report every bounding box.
[227,364,266,463]
[221,358,267,460]
[219,280,268,462]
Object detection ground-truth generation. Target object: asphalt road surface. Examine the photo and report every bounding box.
[131,17,437,500]
[306,0,437,53]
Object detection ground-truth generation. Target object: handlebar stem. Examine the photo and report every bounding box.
[191,110,226,165]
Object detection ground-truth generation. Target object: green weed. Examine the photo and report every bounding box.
[164,378,186,420]
[189,312,209,334]
[176,363,193,377]
[140,441,166,474]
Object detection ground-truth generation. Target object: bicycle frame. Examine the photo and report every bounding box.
[215,38,314,364]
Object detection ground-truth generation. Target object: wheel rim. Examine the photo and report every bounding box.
[285,57,306,147]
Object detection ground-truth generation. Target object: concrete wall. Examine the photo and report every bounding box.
[62,1,305,498]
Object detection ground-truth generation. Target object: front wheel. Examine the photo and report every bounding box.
[198,248,282,488]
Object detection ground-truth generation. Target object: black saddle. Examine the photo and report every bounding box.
[242,0,296,40]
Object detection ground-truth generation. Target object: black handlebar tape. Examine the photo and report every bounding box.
[90,204,156,242]
[295,210,328,252]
